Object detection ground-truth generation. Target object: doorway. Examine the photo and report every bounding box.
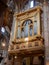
[22,56,44,65]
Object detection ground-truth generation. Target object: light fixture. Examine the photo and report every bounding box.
[25,38,28,41]
[2,43,5,47]
[14,56,17,59]
[1,27,5,33]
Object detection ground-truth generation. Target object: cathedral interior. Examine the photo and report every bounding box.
[0,0,49,65]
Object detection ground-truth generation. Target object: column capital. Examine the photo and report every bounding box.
[43,1,48,6]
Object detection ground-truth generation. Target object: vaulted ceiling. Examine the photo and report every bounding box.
[0,0,29,29]
[0,0,7,16]
[0,0,48,32]
[0,0,48,30]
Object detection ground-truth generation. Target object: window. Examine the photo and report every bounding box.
[16,20,38,39]
[21,28,24,38]
[30,0,34,8]
[21,20,33,38]
[24,21,29,37]
[17,26,21,39]
[1,27,5,33]
[29,25,33,36]
[34,21,37,35]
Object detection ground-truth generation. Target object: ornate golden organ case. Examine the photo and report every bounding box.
[8,6,44,57]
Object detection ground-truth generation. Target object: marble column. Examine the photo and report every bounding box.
[10,14,17,43]
[43,1,49,65]
[26,57,30,65]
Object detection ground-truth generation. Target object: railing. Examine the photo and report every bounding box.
[8,35,44,53]
[14,41,44,50]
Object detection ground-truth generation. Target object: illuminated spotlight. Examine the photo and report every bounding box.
[25,38,28,41]
[14,56,17,59]
[2,43,5,47]
[1,27,5,33]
